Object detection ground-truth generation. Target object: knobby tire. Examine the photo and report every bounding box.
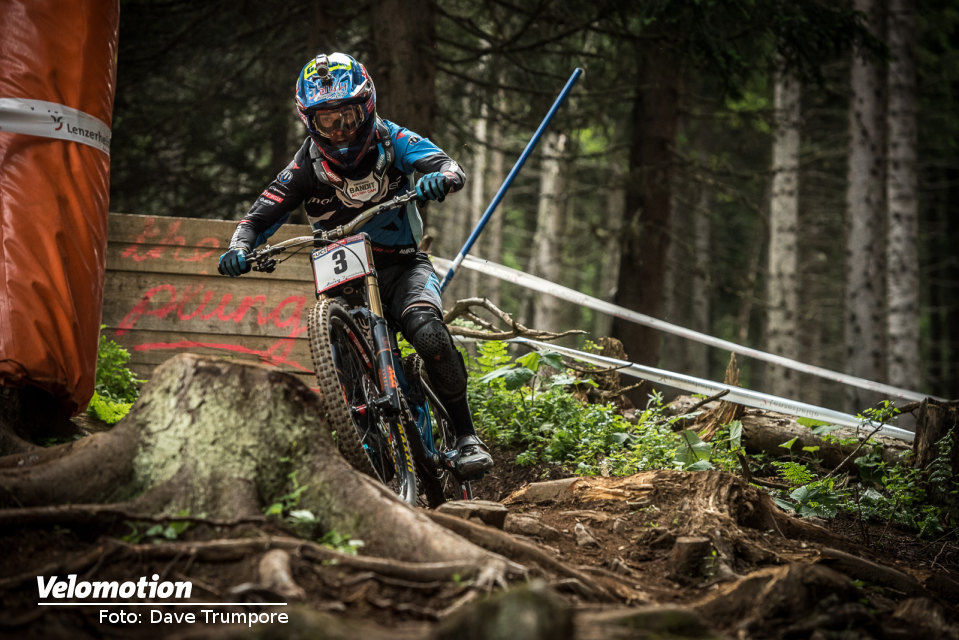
[308,298,417,505]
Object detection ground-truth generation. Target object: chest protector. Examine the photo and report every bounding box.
[309,120,395,207]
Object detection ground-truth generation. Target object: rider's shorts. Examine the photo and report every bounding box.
[377,251,444,325]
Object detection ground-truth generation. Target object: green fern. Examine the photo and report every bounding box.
[86,326,144,424]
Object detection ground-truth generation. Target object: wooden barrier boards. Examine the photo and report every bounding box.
[104,213,318,389]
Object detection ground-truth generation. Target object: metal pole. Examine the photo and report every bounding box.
[438,67,584,293]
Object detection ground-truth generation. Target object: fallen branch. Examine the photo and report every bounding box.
[445,297,585,342]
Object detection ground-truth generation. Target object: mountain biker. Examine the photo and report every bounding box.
[217,52,493,481]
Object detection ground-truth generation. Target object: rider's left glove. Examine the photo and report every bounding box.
[218,248,251,277]
[415,172,451,202]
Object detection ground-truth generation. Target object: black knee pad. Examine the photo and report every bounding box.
[401,306,468,399]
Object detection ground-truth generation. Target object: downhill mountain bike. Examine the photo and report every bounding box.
[246,191,472,507]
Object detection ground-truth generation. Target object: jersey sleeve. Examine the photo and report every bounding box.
[228,140,314,251]
[384,120,466,193]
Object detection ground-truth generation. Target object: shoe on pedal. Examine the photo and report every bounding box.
[454,434,493,480]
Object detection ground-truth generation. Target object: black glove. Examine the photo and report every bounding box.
[218,248,250,277]
[415,172,451,202]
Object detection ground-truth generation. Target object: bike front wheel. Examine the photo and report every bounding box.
[308,298,417,505]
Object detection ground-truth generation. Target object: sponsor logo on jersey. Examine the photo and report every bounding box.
[277,169,293,184]
[261,190,283,203]
[344,177,378,202]
[321,161,343,186]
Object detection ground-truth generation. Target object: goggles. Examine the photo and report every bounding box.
[311,104,365,139]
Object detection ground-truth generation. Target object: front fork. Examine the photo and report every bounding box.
[359,262,404,416]
[354,249,434,451]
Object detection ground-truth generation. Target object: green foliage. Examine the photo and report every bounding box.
[467,341,693,475]
[122,510,193,544]
[87,328,144,425]
[87,392,133,426]
[318,530,365,556]
[265,470,309,517]
[764,402,957,538]
[674,429,714,471]
[787,480,842,519]
[467,351,955,540]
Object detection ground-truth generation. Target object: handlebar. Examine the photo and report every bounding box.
[247,190,420,272]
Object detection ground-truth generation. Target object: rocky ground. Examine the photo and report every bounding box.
[1,434,957,640]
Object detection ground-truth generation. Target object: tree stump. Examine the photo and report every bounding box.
[912,398,959,506]
[0,353,505,567]
[666,536,713,583]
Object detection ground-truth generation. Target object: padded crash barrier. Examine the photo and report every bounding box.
[0,0,120,414]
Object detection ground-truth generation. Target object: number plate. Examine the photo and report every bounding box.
[311,234,372,295]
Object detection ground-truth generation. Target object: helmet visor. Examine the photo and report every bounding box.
[311,104,366,139]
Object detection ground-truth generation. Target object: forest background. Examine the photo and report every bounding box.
[108,0,958,416]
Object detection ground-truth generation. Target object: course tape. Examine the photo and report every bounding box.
[506,337,913,442]
[0,98,111,155]
[433,255,939,403]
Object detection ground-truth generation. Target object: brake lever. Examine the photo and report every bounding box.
[252,258,277,273]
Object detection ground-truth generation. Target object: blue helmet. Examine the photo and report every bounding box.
[294,52,377,171]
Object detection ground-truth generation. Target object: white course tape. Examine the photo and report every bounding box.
[504,337,913,442]
[433,255,939,403]
[0,98,111,154]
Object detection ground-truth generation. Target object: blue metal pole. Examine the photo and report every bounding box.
[438,67,584,293]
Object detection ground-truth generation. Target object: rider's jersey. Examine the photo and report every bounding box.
[229,118,464,265]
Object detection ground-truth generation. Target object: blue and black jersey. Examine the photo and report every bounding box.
[229,117,465,265]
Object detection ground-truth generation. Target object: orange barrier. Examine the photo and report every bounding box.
[0,0,120,413]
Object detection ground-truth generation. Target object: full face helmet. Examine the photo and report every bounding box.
[295,52,377,171]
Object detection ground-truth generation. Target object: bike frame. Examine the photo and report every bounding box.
[249,191,418,411]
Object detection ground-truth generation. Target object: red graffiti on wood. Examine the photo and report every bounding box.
[116,283,311,372]
[121,218,221,262]
[131,337,310,373]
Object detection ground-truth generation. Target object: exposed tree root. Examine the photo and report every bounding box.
[426,509,619,601]
[0,502,267,529]
[0,354,517,567]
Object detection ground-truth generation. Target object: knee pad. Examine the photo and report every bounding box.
[401,306,468,399]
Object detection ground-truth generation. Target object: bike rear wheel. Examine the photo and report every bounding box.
[309,298,417,505]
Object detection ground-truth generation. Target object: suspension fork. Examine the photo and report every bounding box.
[360,249,402,414]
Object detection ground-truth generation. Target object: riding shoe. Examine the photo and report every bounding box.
[454,434,493,480]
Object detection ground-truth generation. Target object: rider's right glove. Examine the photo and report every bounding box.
[415,172,451,202]
[218,248,251,277]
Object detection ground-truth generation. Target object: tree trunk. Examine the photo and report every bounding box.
[467,102,490,298]
[613,41,680,378]
[766,65,802,398]
[368,0,435,137]
[486,89,507,309]
[690,190,712,378]
[844,0,887,413]
[594,143,625,340]
[885,0,921,392]
[530,132,568,333]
